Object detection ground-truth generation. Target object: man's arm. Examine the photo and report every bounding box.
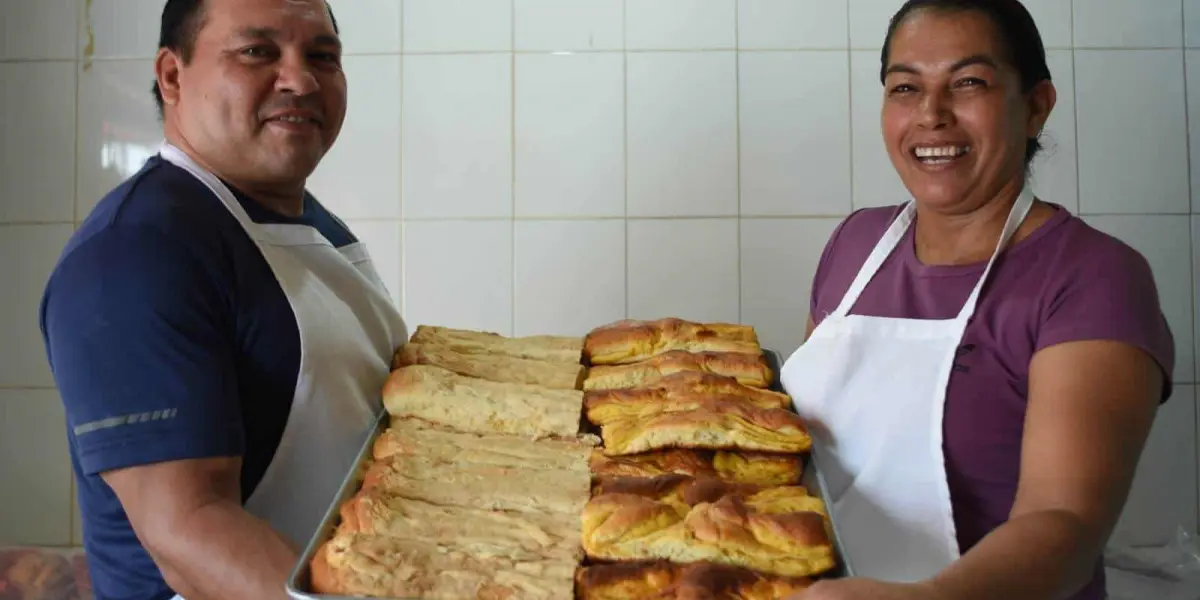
[42,224,298,599]
[927,339,1161,599]
[102,457,297,600]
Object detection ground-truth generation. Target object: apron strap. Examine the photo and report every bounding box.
[830,185,1036,323]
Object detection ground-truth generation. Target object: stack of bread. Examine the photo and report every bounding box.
[309,325,599,599]
[576,318,837,599]
[305,318,837,600]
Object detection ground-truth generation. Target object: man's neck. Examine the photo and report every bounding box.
[163,130,307,218]
[912,179,1027,266]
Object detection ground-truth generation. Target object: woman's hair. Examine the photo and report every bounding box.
[879,0,1052,165]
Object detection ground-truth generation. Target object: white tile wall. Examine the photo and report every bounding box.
[0,0,1196,552]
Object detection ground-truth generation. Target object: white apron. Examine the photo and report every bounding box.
[780,185,1034,582]
[158,143,408,599]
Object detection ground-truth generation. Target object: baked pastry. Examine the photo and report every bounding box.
[584,351,773,391]
[575,560,813,600]
[393,342,587,390]
[591,474,769,516]
[598,398,813,456]
[585,318,762,365]
[410,324,583,364]
[589,449,803,486]
[373,417,597,471]
[585,371,791,426]
[361,451,592,515]
[311,531,576,599]
[382,365,584,439]
[337,488,581,561]
[581,486,835,578]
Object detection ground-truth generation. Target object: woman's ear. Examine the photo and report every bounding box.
[1026,79,1058,138]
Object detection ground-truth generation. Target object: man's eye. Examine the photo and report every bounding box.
[242,46,273,58]
[311,52,341,63]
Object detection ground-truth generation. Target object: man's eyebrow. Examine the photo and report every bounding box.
[884,54,998,77]
[233,26,343,50]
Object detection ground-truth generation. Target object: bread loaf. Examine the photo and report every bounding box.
[585,318,761,365]
[581,486,836,578]
[373,417,596,470]
[311,531,577,599]
[410,324,583,364]
[393,342,587,390]
[589,449,802,486]
[575,561,813,600]
[584,371,791,426]
[584,350,773,391]
[382,365,584,439]
[598,397,813,456]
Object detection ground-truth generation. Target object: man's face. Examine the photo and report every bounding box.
[159,0,346,188]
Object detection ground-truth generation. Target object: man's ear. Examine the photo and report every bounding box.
[1026,79,1057,138]
[155,48,183,108]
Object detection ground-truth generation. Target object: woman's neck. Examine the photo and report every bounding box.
[912,179,1038,266]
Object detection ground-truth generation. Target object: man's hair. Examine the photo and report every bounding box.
[151,0,340,116]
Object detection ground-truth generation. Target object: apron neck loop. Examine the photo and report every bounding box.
[830,183,1036,323]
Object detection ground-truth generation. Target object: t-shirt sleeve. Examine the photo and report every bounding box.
[1036,242,1176,402]
[810,208,874,326]
[41,225,244,476]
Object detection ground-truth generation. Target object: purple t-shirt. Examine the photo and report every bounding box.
[810,203,1175,599]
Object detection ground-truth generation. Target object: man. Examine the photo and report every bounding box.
[38,1,408,599]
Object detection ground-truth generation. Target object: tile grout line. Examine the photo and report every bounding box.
[845,1,856,212]
[397,0,407,317]
[623,0,630,320]
[1181,0,1200,535]
[1070,0,1082,216]
[510,0,517,335]
[734,0,743,325]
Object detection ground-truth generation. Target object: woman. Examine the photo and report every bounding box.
[782,1,1174,599]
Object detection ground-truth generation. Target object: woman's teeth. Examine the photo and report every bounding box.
[914,146,969,164]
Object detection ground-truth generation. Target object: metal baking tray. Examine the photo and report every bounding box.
[286,347,852,599]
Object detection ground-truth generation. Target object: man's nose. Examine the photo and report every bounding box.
[275,55,320,96]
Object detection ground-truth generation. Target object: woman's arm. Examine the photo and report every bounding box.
[926,339,1162,600]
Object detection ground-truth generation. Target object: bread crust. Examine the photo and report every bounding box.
[598,398,812,456]
[382,365,584,439]
[589,449,802,487]
[584,351,773,391]
[410,324,583,364]
[393,342,587,390]
[581,486,835,578]
[585,318,762,365]
[575,560,813,600]
[584,371,791,426]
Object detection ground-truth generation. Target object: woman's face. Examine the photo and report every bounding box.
[880,9,1055,213]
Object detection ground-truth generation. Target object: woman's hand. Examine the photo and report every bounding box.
[787,578,948,600]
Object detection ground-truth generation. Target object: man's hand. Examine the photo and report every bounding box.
[788,578,947,600]
[102,456,298,600]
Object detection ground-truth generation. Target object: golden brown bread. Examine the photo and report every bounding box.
[382,365,584,439]
[337,488,581,561]
[393,342,587,390]
[585,371,791,426]
[361,451,592,515]
[410,324,583,364]
[373,417,596,471]
[591,474,768,515]
[575,560,813,600]
[584,351,773,391]
[598,398,813,456]
[581,486,836,578]
[589,449,802,486]
[585,318,762,365]
[311,530,576,599]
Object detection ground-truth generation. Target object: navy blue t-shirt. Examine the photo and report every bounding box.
[39,155,357,600]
